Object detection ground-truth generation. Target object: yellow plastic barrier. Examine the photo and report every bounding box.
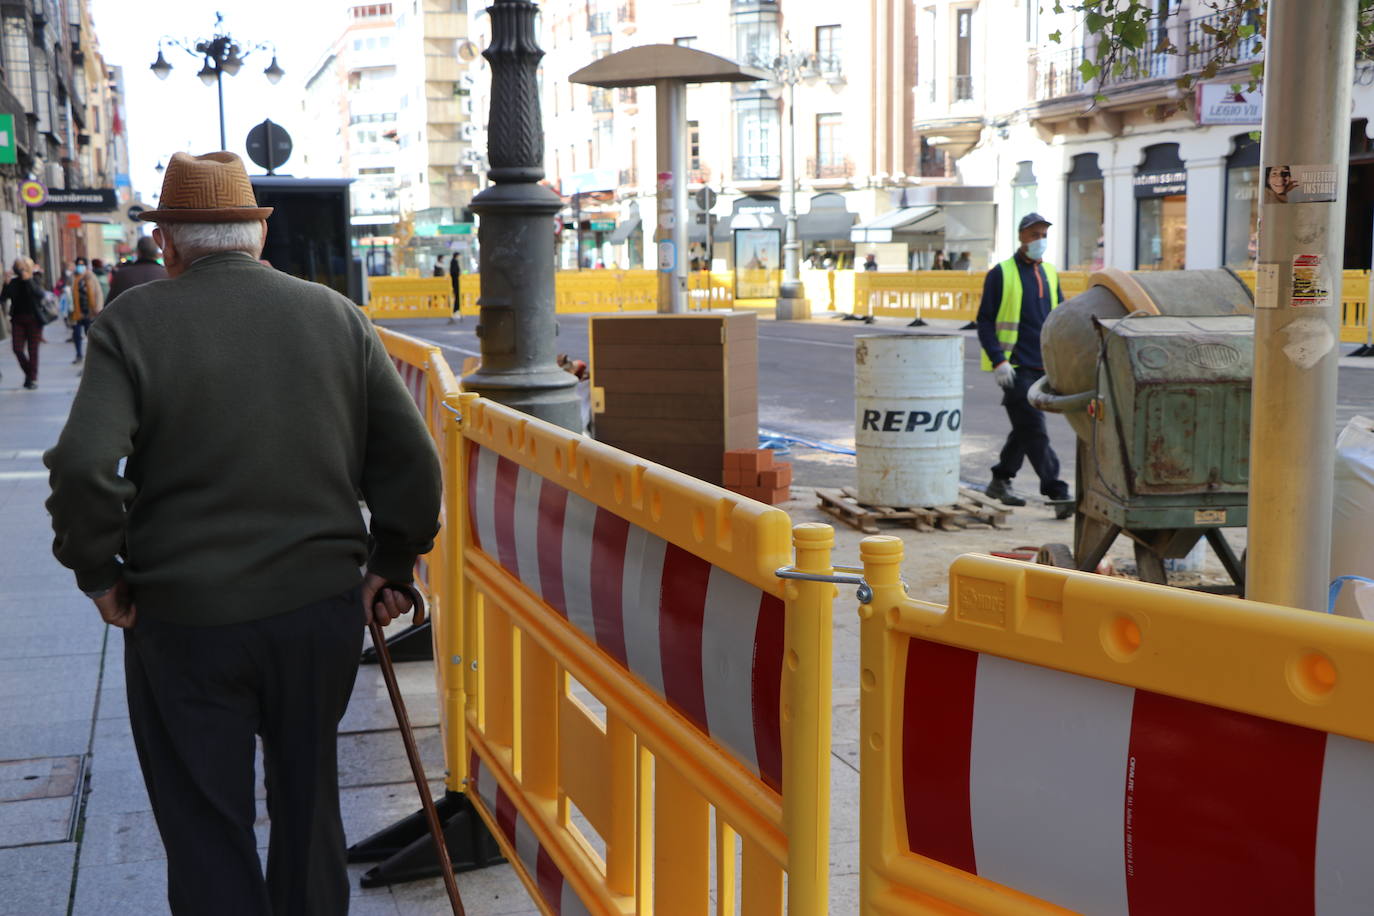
[365,277,457,319]
[374,327,469,793]
[852,271,987,323]
[858,538,1374,915]
[456,393,835,915]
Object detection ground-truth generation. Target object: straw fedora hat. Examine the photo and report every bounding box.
[138,151,273,223]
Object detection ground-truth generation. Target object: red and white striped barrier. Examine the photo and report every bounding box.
[470,751,593,916]
[901,637,1374,915]
[391,355,427,410]
[466,441,785,790]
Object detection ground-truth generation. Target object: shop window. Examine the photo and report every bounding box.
[1135,143,1187,270]
[1065,152,1104,270]
[1223,134,1260,268]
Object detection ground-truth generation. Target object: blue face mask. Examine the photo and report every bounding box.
[74,265,86,275]
[1026,238,1048,261]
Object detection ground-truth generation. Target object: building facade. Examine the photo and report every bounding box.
[459,0,925,274]
[299,0,477,275]
[0,0,131,277]
[926,0,1374,273]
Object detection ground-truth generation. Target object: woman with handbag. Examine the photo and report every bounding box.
[4,259,44,389]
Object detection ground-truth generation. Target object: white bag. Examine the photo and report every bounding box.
[1330,416,1374,619]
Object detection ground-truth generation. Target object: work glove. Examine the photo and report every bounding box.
[994,361,1016,390]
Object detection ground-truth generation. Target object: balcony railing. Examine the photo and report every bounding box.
[617,1,634,22]
[817,55,843,77]
[688,166,712,184]
[808,156,854,179]
[588,11,612,35]
[591,89,613,113]
[1035,10,1263,102]
[1184,10,1262,70]
[618,166,638,187]
[952,74,974,101]
[733,155,780,181]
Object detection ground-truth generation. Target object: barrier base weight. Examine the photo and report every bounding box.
[350,791,504,887]
[360,620,434,665]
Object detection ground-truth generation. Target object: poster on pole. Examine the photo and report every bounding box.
[733,228,780,299]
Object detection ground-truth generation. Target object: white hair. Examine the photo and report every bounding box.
[159,221,264,261]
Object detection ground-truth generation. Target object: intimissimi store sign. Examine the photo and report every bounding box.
[1134,143,1188,198]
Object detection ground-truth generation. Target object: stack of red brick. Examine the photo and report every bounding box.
[723,449,793,505]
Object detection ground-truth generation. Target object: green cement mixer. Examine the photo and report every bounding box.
[1029,268,1254,589]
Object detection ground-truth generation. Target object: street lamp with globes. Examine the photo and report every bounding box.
[149,12,284,150]
[765,38,820,303]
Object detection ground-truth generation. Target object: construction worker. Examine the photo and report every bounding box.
[976,212,1072,517]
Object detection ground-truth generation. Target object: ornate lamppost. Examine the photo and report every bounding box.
[765,40,820,303]
[465,0,582,431]
[149,13,284,150]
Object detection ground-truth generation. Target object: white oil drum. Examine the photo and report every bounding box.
[855,334,964,507]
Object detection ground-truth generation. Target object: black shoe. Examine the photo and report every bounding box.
[985,477,1027,506]
[1053,500,1075,520]
[23,380,36,390]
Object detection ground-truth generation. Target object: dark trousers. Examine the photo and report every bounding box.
[72,317,91,359]
[124,586,365,916]
[991,367,1069,499]
[11,314,40,382]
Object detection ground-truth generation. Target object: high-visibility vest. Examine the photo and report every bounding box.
[980,257,1060,370]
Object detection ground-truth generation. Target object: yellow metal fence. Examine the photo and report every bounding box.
[364,271,737,320]
[375,327,836,915]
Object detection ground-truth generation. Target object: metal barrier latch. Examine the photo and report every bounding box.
[775,564,873,605]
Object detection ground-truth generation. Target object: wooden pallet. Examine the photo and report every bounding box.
[815,486,1013,534]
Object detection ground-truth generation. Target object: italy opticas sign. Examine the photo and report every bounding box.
[1195,83,1263,125]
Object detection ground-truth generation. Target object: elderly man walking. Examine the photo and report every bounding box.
[44,152,442,915]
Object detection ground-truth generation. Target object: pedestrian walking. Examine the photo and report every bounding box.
[863,253,878,271]
[448,251,462,320]
[70,259,103,364]
[932,249,951,270]
[953,251,971,271]
[106,236,170,305]
[432,254,445,277]
[44,151,442,916]
[92,258,111,298]
[4,259,43,389]
[976,212,1072,516]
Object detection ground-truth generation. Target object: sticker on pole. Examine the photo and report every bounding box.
[1255,263,1280,309]
[657,240,675,273]
[1291,254,1329,307]
[1264,165,1338,203]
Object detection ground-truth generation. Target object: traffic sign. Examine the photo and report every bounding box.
[0,114,16,166]
[439,223,474,235]
[127,204,146,222]
[590,219,616,232]
[20,180,46,207]
[246,119,293,174]
[695,186,718,212]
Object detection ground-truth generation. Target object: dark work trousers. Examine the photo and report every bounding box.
[11,314,40,383]
[124,585,365,916]
[991,367,1069,499]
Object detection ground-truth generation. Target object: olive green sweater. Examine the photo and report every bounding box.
[45,252,442,626]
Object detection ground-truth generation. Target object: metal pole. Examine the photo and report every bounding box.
[1248,0,1357,610]
[780,76,801,300]
[464,0,581,431]
[654,78,687,313]
[216,68,226,150]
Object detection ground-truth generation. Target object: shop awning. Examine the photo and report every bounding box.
[850,206,942,243]
[797,194,858,241]
[608,217,641,244]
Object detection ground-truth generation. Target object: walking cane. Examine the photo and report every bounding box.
[370,584,465,916]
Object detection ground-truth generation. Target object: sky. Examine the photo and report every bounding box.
[89,0,349,205]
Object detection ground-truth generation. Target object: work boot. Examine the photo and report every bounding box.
[1053,500,1075,520]
[985,476,1026,507]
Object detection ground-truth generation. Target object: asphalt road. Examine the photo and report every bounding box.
[379,312,1374,500]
